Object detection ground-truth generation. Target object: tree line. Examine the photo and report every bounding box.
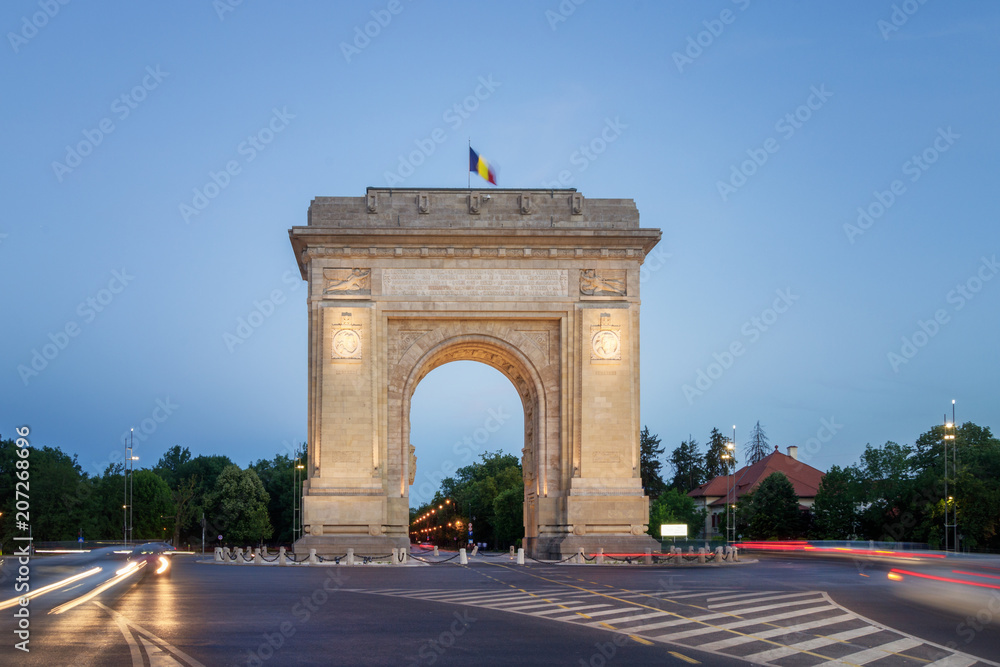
[0,438,305,552]
[640,420,1000,550]
[7,419,996,552]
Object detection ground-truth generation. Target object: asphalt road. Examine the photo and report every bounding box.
[1,547,998,666]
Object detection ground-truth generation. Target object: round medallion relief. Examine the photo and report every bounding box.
[591,330,620,359]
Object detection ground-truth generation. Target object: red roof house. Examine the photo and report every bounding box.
[687,446,825,538]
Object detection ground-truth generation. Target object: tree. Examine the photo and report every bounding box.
[153,445,192,489]
[669,437,704,492]
[0,440,93,544]
[647,488,706,539]
[492,486,523,547]
[810,465,860,539]
[432,451,523,549]
[741,472,802,539]
[744,421,770,465]
[639,426,667,499]
[704,428,730,480]
[130,470,175,541]
[855,441,913,540]
[251,451,306,544]
[208,465,272,545]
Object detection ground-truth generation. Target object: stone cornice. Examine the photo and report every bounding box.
[288,227,662,277]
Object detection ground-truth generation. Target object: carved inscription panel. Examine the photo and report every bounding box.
[382,268,568,298]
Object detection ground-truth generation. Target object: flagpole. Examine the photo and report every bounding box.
[468,138,471,189]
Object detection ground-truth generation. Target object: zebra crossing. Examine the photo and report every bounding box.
[354,585,999,666]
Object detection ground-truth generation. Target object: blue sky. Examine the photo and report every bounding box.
[2,1,997,506]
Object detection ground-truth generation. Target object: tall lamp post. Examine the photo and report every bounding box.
[726,426,737,545]
[294,458,305,543]
[124,428,136,547]
[943,400,956,551]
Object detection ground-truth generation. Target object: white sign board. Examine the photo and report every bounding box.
[660,524,687,538]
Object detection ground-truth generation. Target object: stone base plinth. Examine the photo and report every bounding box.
[534,534,659,560]
[293,534,408,557]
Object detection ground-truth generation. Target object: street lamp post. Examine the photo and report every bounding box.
[943,400,957,551]
[124,428,136,547]
[294,458,305,544]
[726,426,737,545]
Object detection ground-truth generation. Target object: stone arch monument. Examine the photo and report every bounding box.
[288,188,661,558]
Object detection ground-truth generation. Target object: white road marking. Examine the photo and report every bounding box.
[141,636,185,667]
[743,625,882,662]
[95,602,206,667]
[825,636,922,665]
[924,655,980,667]
[697,613,856,651]
[708,591,819,608]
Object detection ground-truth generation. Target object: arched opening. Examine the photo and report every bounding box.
[409,361,524,548]
[396,333,548,552]
[409,361,524,506]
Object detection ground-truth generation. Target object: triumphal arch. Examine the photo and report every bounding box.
[288,188,661,558]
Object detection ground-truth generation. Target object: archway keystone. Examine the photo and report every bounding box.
[289,188,662,558]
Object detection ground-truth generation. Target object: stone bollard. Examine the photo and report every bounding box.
[234,547,242,565]
[347,548,355,566]
[261,545,268,557]
[460,548,468,565]
[597,548,604,565]
[309,548,318,564]
[733,546,740,562]
[214,547,223,562]
[715,546,724,561]
[391,548,398,565]
[433,545,439,557]
[577,548,585,564]
[517,548,525,565]
[279,546,287,566]
[510,545,515,559]
[698,547,706,564]
[644,548,652,565]
[254,548,262,565]
[471,545,479,557]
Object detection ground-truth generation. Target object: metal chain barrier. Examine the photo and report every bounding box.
[315,554,347,563]
[260,553,280,562]
[360,554,392,564]
[526,553,579,564]
[410,553,461,564]
[604,555,635,564]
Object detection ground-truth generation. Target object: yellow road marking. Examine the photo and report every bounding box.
[576,612,591,620]
[668,650,700,664]
[630,635,653,646]
[599,622,616,630]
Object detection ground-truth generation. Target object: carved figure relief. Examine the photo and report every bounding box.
[580,269,626,297]
[408,443,417,486]
[323,268,371,296]
[590,312,622,361]
[332,312,363,360]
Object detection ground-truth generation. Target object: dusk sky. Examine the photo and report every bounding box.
[3,1,997,507]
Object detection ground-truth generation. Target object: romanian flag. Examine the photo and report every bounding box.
[469,147,497,185]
